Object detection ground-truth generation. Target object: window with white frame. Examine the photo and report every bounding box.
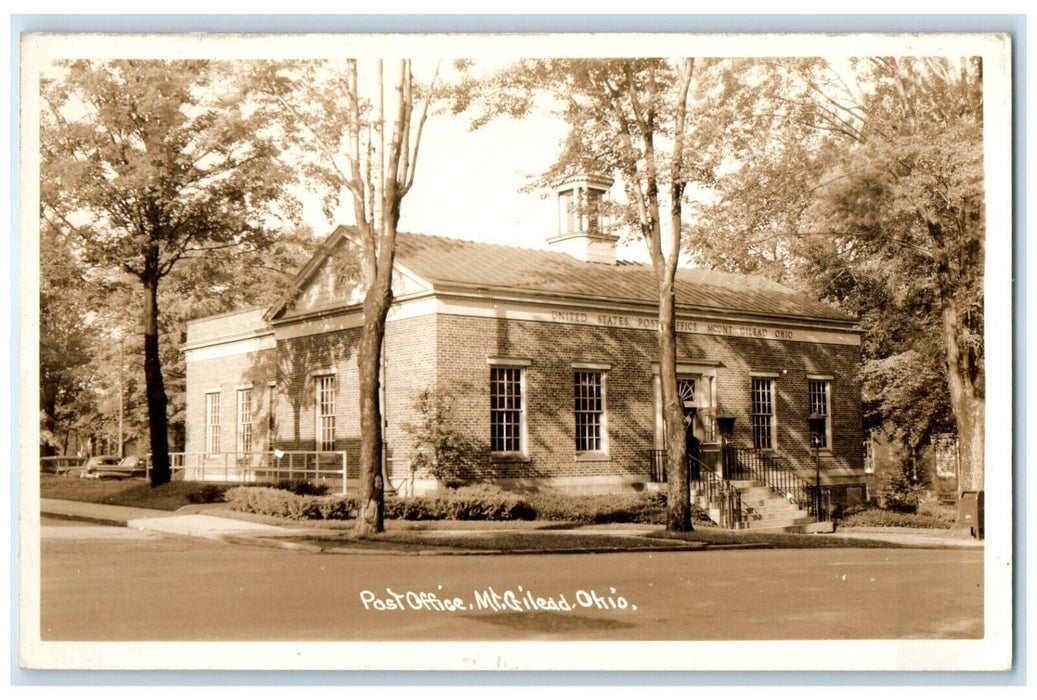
[574,370,605,452]
[236,388,253,454]
[751,377,775,450]
[808,379,831,449]
[315,374,336,452]
[490,366,524,453]
[205,391,221,454]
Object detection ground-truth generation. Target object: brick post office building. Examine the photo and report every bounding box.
[183,175,867,520]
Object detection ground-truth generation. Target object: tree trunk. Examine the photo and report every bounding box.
[354,278,392,536]
[660,287,692,531]
[941,296,984,493]
[143,274,171,486]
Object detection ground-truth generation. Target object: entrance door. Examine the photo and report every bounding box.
[679,378,701,480]
[684,406,701,480]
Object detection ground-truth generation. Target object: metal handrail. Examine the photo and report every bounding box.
[647,449,667,482]
[689,454,746,529]
[646,450,746,529]
[723,446,831,520]
[144,451,349,494]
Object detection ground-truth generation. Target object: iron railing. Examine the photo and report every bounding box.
[690,455,746,529]
[647,449,707,482]
[144,451,349,494]
[646,450,746,529]
[647,449,667,482]
[723,446,832,520]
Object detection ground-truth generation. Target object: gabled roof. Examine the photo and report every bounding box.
[395,232,853,324]
[268,226,854,325]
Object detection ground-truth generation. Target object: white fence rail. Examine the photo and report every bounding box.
[145,451,349,494]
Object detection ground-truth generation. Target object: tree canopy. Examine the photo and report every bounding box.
[691,56,985,488]
[40,59,298,482]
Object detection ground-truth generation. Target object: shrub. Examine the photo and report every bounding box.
[224,487,357,520]
[384,488,536,521]
[404,389,483,485]
[222,485,695,525]
[880,471,924,513]
[273,480,330,496]
[185,484,227,504]
[839,507,955,529]
[524,491,669,524]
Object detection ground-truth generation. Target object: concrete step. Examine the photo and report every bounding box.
[746,521,835,534]
[745,515,817,529]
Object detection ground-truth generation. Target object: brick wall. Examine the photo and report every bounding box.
[272,326,362,468]
[184,345,277,456]
[433,312,863,483]
[186,304,863,490]
[269,314,435,480]
[384,314,437,478]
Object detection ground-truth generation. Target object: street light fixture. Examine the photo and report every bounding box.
[807,413,826,520]
[716,416,735,479]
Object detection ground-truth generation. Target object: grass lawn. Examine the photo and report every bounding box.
[40,475,216,512]
[648,528,901,549]
[40,475,939,552]
[291,531,709,553]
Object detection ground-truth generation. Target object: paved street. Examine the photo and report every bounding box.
[38,519,983,642]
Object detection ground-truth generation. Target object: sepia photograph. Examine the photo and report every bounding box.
[17,27,1014,673]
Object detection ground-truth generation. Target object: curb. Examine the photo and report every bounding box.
[41,510,129,528]
[213,534,766,556]
[220,534,324,553]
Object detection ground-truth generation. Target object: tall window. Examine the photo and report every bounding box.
[808,379,831,449]
[315,375,335,452]
[490,366,524,453]
[751,378,775,450]
[574,371,604,452]
[236,388,253,454]
[205,392,221,454]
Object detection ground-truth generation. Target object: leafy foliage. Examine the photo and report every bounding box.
[879,470,925,514]
[39,60,305,468]
[689,57,985,488]
[404,389,481,486]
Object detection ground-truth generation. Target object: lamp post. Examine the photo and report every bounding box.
[116,331,124,459]
[807,413,826,519]
[716,416,735,479]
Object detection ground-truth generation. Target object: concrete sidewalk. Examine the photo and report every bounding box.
[825,526,984,549]
[40,499,984,550]
[41,498,326,542]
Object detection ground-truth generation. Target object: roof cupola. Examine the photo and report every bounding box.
[548,171,618,265]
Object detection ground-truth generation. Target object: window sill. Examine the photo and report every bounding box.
[575,452,611,463]
[490,453,530,464]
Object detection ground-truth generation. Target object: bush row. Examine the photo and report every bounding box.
[839,505,956,529]
[222,485,674,523]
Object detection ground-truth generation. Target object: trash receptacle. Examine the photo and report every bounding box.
[957,491,984,539]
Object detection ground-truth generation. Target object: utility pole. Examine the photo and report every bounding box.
[117,333,124,458]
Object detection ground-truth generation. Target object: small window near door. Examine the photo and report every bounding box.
[808,379,831,449]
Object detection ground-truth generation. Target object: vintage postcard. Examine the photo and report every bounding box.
[17,29,1014,673]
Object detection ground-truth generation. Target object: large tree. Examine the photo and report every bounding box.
[690,57,984,493]
[40,60,295,485]
[259,59,438,535]
[459,58,719,531]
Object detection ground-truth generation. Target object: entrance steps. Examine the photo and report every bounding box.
[698,479,825,532]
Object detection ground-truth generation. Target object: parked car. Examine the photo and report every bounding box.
[81,455,146,480]
[40,455,86,475]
